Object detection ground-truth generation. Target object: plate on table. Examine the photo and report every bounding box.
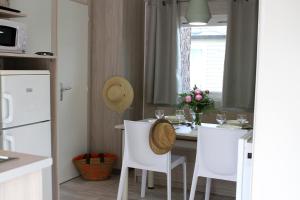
[217,124,241,129]
[148,119,157,123]
[165,116,181,124]
[226,120,249,126]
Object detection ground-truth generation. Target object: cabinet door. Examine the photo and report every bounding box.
[0,172,42,200]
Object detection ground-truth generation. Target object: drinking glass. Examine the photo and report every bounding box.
[237,114,248,125]
[155,110,165,119]
[216,113,226,125]
[175,110,185,123]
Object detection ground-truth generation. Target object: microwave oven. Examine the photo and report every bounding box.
[0,19,27,53]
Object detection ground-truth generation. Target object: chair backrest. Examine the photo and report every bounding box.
[196,126,248,181]
[123,120,170,173]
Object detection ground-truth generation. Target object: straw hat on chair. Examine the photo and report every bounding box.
[149,119,176,155]
[102,76,134,113]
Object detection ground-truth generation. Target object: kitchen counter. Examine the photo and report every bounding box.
[0,150,52,184]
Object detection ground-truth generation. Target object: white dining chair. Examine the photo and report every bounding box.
[117,120,187,200]
[189,126,248,200]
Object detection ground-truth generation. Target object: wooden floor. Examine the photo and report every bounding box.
[60,174,235,200]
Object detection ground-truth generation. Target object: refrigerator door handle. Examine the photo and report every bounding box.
[2,93,13,124]
[3,134,15,151]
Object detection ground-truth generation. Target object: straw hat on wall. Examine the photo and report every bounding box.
[149,119,176,155]
[102,76,134,113]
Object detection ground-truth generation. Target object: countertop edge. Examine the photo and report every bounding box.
[0,157,52,184]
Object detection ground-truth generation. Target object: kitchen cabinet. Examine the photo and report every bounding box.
[0,150,52,200]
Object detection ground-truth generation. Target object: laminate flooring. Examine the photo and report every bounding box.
[60,174,235,200]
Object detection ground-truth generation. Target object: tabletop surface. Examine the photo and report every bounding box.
[115,119,252,141]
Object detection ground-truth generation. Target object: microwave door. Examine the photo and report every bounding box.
[0,20,27,53]
[0,25,16,47]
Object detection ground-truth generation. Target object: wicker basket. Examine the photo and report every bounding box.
[73,153,117,181]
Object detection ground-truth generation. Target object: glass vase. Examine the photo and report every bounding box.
[194,112,203,126]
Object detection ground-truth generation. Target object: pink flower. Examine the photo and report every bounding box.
[185,95,192,103]
[194,89,202,95]
[195,94,203,101]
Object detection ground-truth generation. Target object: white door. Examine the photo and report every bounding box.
[57,0,89,183]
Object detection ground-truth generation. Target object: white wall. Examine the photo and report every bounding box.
[9,0,52,53]
[252,0,300,200]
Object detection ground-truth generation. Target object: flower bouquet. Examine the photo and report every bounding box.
[178,86,215,125]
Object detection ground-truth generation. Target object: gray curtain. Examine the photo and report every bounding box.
[222,0,259,111]
[145,0,181,105]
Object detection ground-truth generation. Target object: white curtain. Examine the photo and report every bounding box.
[222,0,259,111]
[144,0,182,105]
[180,27,191,92]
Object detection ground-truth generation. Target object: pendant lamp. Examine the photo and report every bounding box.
[187,0,211,25]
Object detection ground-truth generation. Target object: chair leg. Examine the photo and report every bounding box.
[141,169,147,198]
[148,171,154,188]
[189,165,199,200]
[134,169,138,183]
[117,166,128,200]
[183,162,187,200]
[204,178,212,200]
[167,171,172,200]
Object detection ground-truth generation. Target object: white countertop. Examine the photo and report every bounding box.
[0,150,52,184]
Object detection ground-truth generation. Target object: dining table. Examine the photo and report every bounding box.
[115,119,253,200]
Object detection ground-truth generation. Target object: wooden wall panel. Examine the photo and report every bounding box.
[122,0,144,122]
[90,0,144,167]
[90,0,124,166]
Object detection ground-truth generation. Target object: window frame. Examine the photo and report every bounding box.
[189,27,227,108]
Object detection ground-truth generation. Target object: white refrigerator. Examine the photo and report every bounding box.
[0,70,52,200]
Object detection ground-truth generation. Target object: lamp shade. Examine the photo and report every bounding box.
[186,0,212,25]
